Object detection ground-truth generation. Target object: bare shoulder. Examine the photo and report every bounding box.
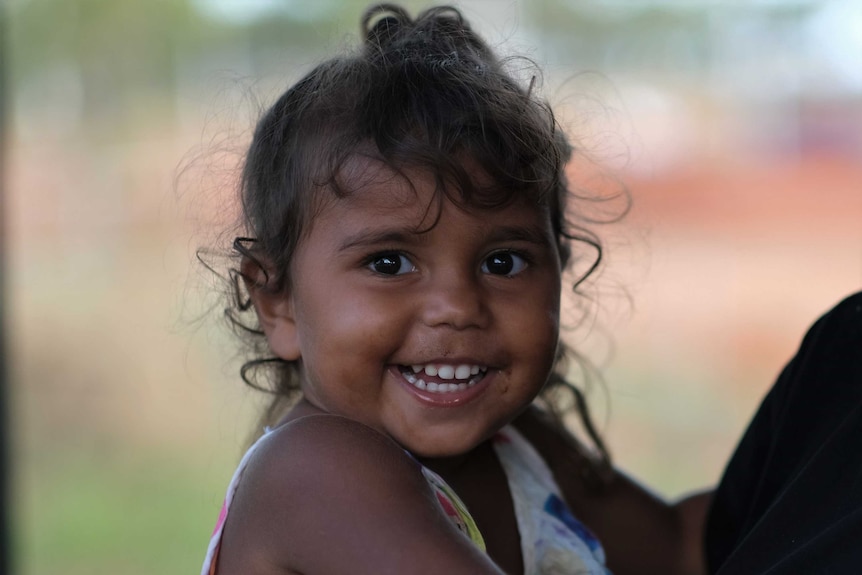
[215,414,503,575]
[254,414,419,487]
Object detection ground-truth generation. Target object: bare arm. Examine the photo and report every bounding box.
[673,488,712,574]
[515,406,712,575]
[581,469,711,575]
[215,415,504,575]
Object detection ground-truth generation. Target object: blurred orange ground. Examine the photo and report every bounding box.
[587,152,862,493]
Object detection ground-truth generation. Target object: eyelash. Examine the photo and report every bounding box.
[364,252,416,276]
[363,249,531,277]
[481,250,530,277]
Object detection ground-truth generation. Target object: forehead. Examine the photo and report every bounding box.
[320,154,551,225]
[334,155,424,211]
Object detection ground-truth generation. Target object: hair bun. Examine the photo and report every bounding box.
[362,4,412,48]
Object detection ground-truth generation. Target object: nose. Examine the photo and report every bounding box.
[420,272,489,330]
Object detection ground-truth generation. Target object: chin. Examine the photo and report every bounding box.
[409,444,471,459]
[399,428,491,459]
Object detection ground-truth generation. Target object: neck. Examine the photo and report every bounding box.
[416,439,494,479]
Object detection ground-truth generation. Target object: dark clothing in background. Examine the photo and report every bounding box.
[706,291,862,574]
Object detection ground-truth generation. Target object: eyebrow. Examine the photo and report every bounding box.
[485,225,553,246]
[338,229,419,252]
[338,224,552,252]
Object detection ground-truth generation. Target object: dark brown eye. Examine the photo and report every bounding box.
[369,253,414,275]
[482,252,527,276]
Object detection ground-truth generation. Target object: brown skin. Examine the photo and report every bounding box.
[215,402,709,575]
[216,408,505,575]
[250,158,562,460]
[215,160,710,573]
[417,433,525,573]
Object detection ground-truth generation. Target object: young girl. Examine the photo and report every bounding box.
[200,5,709,574]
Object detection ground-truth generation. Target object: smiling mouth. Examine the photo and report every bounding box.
[399,363,488,393]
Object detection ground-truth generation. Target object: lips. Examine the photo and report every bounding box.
[399,363,487,393]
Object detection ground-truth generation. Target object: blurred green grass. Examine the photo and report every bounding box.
[17,447,233,575]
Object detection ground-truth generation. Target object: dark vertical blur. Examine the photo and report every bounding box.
[0,0,8,572]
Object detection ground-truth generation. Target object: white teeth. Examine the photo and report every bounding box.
[401,364,487,393]
[417,363,486,381]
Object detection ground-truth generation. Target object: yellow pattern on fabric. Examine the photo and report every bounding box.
[419,465,487,552]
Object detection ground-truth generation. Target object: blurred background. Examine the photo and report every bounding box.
[3,0,861,573]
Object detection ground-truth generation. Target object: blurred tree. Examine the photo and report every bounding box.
[525,0,816,83]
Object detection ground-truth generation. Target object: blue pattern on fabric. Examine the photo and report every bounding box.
[544,493,602,552]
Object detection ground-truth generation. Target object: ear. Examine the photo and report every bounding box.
[241,257,301,361]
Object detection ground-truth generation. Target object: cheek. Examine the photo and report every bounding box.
[295,287,407,362]
[533,317,561,369]
[499,298,559,361]
[522,285,561,368]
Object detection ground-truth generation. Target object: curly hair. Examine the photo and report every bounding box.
[226,4,613,484]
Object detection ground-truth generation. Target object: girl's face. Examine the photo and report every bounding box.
[259,158,562,458]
